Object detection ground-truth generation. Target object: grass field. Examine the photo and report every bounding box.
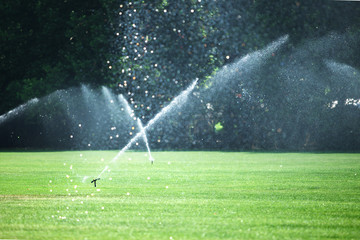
[0,151,359,239]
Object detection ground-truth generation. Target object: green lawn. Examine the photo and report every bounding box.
[0,151,359,239]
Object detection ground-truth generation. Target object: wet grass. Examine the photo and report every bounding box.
[0,151,360,239]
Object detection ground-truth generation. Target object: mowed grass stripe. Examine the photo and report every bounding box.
[0,151,359,239]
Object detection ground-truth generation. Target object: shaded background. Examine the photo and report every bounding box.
[1,0,360,151]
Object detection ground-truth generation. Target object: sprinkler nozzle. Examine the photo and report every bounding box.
[91,178,100,187]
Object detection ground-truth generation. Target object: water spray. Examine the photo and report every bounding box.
[96,79,198,178]
[118,94,154,163]
[0,98,39,125]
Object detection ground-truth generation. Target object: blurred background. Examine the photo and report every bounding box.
[1,0,359,151]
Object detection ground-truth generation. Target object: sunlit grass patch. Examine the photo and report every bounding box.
[0,151,359,239]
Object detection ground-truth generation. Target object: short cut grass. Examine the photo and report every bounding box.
[1,151,360,239]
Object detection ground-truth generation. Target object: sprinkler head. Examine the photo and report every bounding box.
[91,178,100,187]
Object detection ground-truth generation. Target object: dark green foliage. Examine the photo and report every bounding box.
[0,0,119,113]
[1,0,360,150]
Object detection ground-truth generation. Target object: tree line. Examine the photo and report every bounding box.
[1,0,360,150]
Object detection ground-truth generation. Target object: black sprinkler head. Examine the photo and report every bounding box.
[91,178,100,187]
